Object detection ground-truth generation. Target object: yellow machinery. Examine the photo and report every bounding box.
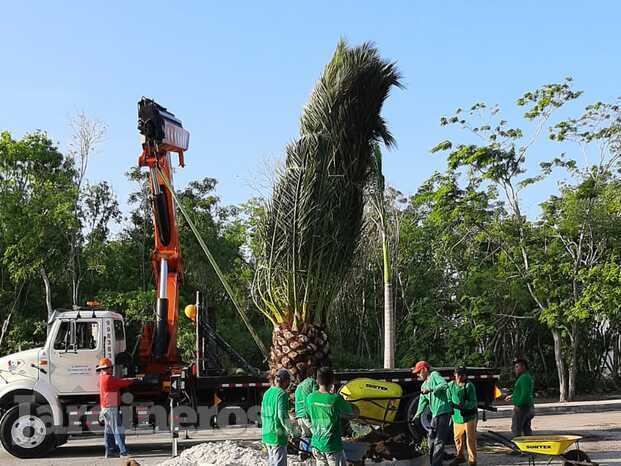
[340,378,403,425]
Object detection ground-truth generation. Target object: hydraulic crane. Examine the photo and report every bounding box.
[136,97,190,375]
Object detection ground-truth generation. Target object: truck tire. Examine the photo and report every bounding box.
[0,404,56,458]
[406,395,426,442]
[406,396,454,445]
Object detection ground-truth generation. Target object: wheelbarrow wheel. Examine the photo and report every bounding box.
[562,448,593,466]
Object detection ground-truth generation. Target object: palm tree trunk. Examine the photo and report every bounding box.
[383,282,395,368]
[382,231,395,369]
[269,323,330,384]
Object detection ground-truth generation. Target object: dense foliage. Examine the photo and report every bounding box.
[1,79,620,400]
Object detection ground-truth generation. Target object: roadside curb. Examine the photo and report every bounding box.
[485,399,621,419]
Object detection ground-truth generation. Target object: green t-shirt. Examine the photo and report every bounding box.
[512,371,534,408]
[261,386,291,446]
[306,391,354,453]
[295,376,318,418]
[415,371,452,418]
[447,381,478,424]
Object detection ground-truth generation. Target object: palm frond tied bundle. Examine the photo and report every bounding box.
[252,40,402,380]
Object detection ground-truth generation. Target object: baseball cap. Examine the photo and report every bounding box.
[412,361,430,374]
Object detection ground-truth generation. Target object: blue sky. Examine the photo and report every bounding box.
[1,2,619,220]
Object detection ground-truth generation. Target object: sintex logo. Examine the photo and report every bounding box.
[365,383,388,391]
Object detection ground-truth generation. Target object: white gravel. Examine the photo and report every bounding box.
[158,440,306,466]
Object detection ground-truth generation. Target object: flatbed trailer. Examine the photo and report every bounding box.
[190,366,499,433]
[194,367,499,411]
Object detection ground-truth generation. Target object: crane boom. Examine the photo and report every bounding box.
[136,97,189,370]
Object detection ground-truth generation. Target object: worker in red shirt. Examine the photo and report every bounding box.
[96,357,141,458]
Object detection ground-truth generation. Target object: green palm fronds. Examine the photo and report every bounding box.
[253,40,402,329]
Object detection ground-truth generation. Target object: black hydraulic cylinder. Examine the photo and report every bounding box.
[153,297,169,359]
[153,190,172,246]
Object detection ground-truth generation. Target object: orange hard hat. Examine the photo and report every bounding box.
[96,357,113,371]
[412,360,430,374]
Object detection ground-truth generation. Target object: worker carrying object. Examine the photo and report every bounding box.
[447,367,478,466]
[96,357,141,459]
[412,360,452,466]
[506,358,535,437]
[261,368,293,466]
[305,367,358,466]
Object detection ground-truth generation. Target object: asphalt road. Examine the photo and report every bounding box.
[1,411,620,465]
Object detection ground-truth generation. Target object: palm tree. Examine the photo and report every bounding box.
[252,40,402,381]
[370,145,396,368]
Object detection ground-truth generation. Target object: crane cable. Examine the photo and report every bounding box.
[156,167,269,359]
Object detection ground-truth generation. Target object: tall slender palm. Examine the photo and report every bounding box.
[252,40,402,381]
[370,145,395,369]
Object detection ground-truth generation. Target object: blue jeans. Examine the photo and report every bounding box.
[101,407,128,456]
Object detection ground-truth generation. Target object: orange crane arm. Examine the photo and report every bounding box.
[136,98,190,369]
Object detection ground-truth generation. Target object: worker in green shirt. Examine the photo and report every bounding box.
[305,367,358,466]
[261,368,293,466]
[412,361,452,466]
[506,358,535,437]
[294,366,318,457]
[447,367,478,466]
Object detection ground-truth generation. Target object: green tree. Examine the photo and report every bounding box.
[0,131,76,322]
[64,114,108,306]
[431,80,621,400]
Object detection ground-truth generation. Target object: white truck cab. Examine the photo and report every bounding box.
[47,310,126,394]
[0,309,126,458]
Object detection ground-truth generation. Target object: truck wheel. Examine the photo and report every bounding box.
[406,395,426,442]
[0,404,56,458]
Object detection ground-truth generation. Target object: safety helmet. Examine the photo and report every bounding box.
[96,357,113,371]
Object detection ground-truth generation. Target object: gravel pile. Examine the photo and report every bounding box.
[158,440,306,466]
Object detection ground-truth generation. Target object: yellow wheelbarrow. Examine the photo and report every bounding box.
[486,431,598,465]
